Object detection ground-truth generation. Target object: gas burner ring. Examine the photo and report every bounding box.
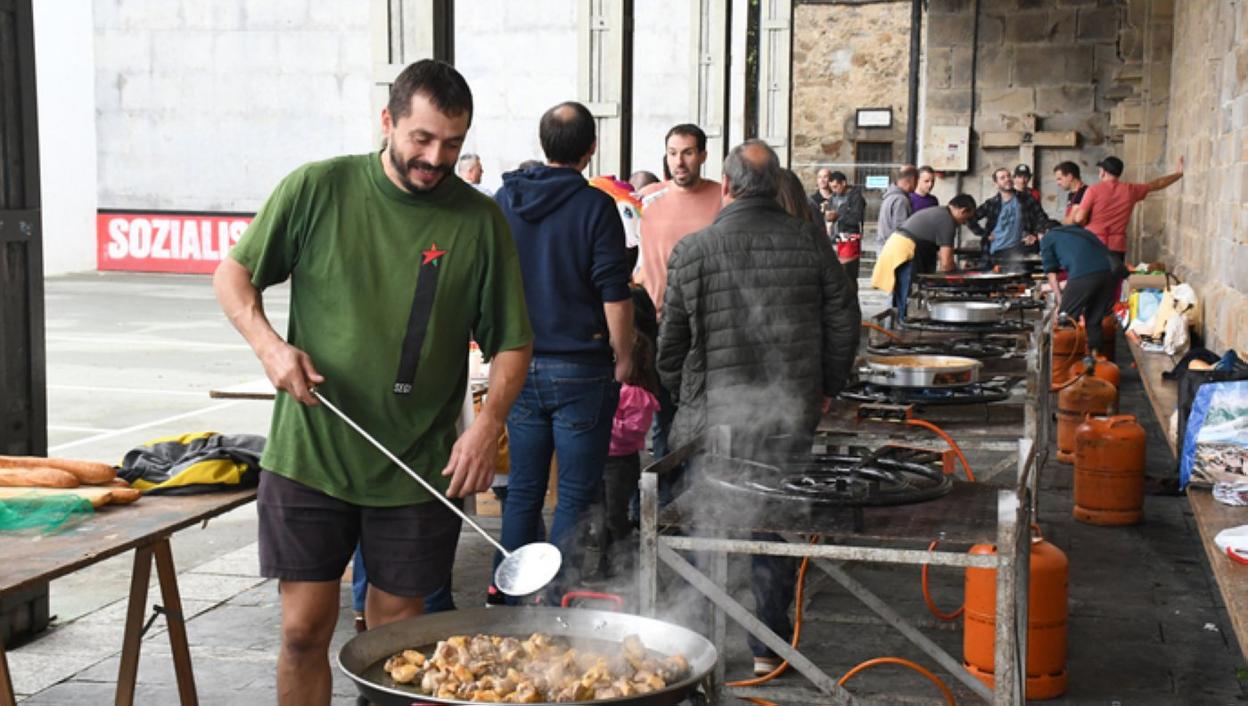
[701,450,953,507]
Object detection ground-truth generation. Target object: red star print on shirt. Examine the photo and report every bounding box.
[422,243,447,266]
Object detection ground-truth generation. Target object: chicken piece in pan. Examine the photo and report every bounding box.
[382,632,690,703]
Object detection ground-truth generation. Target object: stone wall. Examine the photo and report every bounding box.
[1160,0,1248,352]
[921,0,1146,219]
[790,1,912,186]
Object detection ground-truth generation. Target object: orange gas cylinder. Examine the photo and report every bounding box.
[1099,315,1118,361]
[1050,323,1087,390]
[964,531,1068,699]
[1056,374,1117,464]
[1069,355,1121,388]
[1074,415,1146,525]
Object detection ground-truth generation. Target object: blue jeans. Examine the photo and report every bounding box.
[747,532,798,658]
[892,260,915,323]
[499,356,619,602]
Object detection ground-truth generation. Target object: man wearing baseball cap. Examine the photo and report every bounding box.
[1071,154,1184,275]
[1012,164,1040,203]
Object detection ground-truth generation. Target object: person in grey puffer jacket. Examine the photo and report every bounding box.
[875,166,917,248]
[658,142,859,453]
[656,139,860,672]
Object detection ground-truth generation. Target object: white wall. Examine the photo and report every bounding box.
[91,0,696,209]
[35,0,99,275]
[455,0,693,192]
[630,0,694,179]
[93,0,374,212]
[454,1,579,192]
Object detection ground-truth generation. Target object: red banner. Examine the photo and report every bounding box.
[97,211,254,274]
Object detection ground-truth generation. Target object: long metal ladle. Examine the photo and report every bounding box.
[312,389,561,597]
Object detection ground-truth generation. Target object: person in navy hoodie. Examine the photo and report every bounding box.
[493,101,635,602]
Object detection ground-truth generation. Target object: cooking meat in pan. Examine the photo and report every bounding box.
[382,632,690,703]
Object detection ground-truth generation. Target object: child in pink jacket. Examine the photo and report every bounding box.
[597,333,660,578]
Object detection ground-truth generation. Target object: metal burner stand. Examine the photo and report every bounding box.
[639,429,1038,705]
[850,305,1054,485]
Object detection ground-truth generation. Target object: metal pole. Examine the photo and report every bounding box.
[639,470,659,616]
[658,545,855,705]
[905,0,922,165]
[312,390,509,557]
[803,552,994,702]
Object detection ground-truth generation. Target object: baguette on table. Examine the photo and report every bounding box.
[0,455,117,485]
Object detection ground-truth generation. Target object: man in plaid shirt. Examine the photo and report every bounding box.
[968,167,1051,269]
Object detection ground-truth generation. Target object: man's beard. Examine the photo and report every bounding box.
[672,169,698,187]
[388,145,450,193]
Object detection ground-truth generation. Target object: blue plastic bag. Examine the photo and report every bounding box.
[1180,380,1248,489]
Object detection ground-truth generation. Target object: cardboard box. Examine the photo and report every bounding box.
[1127,272,1169,291]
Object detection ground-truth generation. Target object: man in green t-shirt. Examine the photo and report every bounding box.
[213,60,532,706]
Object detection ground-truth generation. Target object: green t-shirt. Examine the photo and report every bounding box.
[230,152,532,506]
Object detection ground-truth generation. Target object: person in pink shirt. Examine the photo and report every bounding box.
[596,331,660,578]
[636,124,724,467]
[1072,154,1184,268]
[636,124,723,320]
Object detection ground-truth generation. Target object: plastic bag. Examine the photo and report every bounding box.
[0,493,94,534]
[1163,312,1190,356]
[1180,380,1248,488]
[1214,525,1248,562]
[1128,289,1163,335]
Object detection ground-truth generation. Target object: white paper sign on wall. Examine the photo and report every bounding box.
[926,126,970,172]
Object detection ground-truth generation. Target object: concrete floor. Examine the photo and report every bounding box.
[8,271,1248,704]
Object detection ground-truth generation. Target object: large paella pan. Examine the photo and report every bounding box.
[339,606,718,706]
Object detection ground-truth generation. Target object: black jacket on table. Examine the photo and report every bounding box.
[967,190,1050,251]
[656,197,860,454]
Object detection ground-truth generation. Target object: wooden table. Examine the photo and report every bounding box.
[1126,334,1248,660]
[0,489,257,706]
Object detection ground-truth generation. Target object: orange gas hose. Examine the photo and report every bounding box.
[921,539,964,621]
[728,536,958,706]
[905,418,976,482]
[861,320,904,341]
[727,539,817,691]
[837,657,958,706]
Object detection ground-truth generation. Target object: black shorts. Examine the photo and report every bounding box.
[257,471,462,598]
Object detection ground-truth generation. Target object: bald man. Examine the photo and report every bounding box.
[658,139,858,674]
[493,101,635,601]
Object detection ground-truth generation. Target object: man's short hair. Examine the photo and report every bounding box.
[629,170,660,189]
[918,165,936,177]
[992,167,1011,181]
[949,194,977,212]
[665,123,707,152]
[388,59,474,125]
[828,170,848,183]
[723,139,781,199]
[1096,156,1124,177]
[539,101,597,164]
[897,166,919,183]
[457,153,480,169]
[517,159,544,170]
[1053,161,1081,179]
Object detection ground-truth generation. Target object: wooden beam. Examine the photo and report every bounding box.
[115,546,154,706]
[981,130,1078,150]
[154,539,198,705]
[982,131,1024,148]
[1033,130,1078,148]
